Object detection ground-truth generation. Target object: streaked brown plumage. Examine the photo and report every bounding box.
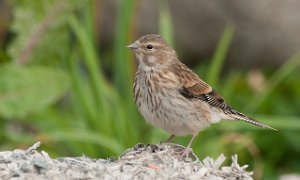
[128,34,276,157]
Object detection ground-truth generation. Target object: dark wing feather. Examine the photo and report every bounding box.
[172,61,276,130]
[180,83,254,117]
[179,81,277,131]
[172,62,231,112]
[179,84,230,112]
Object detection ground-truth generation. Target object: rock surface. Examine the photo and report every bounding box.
[0,142,253,179]
[97,0,300,67]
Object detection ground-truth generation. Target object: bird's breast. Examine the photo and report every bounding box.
[133,69,211,136]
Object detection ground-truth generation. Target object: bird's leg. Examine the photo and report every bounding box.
[161,134,176,143]
[179,133,198,158]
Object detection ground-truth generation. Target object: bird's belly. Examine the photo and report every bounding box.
[137,88,211,136]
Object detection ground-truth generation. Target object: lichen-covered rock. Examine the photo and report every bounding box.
[0,142,253,180]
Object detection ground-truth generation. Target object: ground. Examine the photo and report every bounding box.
[0,142,253,179]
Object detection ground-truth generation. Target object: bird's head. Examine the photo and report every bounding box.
[127,34,177,68]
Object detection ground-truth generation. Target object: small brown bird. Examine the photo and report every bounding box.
[127,34,276,157]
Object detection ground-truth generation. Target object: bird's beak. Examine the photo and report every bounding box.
[126,42,139,50]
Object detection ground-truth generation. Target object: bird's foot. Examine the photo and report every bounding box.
[175,147,193,159]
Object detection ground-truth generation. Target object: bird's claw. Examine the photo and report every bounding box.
[177,147,192,159]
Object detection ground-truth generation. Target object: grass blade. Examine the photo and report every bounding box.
[159,0,174,46]
[49,130,124,155]
[114,0,136,99]
[207,25,235,87]
[245,53,300,112]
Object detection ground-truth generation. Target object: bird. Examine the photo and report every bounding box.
[127,34,277,157]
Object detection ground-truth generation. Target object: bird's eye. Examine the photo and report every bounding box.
[146,44,153,49]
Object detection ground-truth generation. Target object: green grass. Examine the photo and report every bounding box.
[1,1,300,179]
[207,25,235,87]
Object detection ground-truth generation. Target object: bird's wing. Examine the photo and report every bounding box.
[171,62,228,110]
[179,81,229,111]
[179,80,277,130]
[174,63,277,131]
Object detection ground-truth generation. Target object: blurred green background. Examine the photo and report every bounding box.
[0,0,300,179]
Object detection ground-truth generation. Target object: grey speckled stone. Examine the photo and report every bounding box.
[0,142,253,180]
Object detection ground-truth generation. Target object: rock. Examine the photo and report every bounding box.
[0,142,253,179]
[97,0,300,67]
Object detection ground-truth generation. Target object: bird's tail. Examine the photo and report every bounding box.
[227,109,277,131]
